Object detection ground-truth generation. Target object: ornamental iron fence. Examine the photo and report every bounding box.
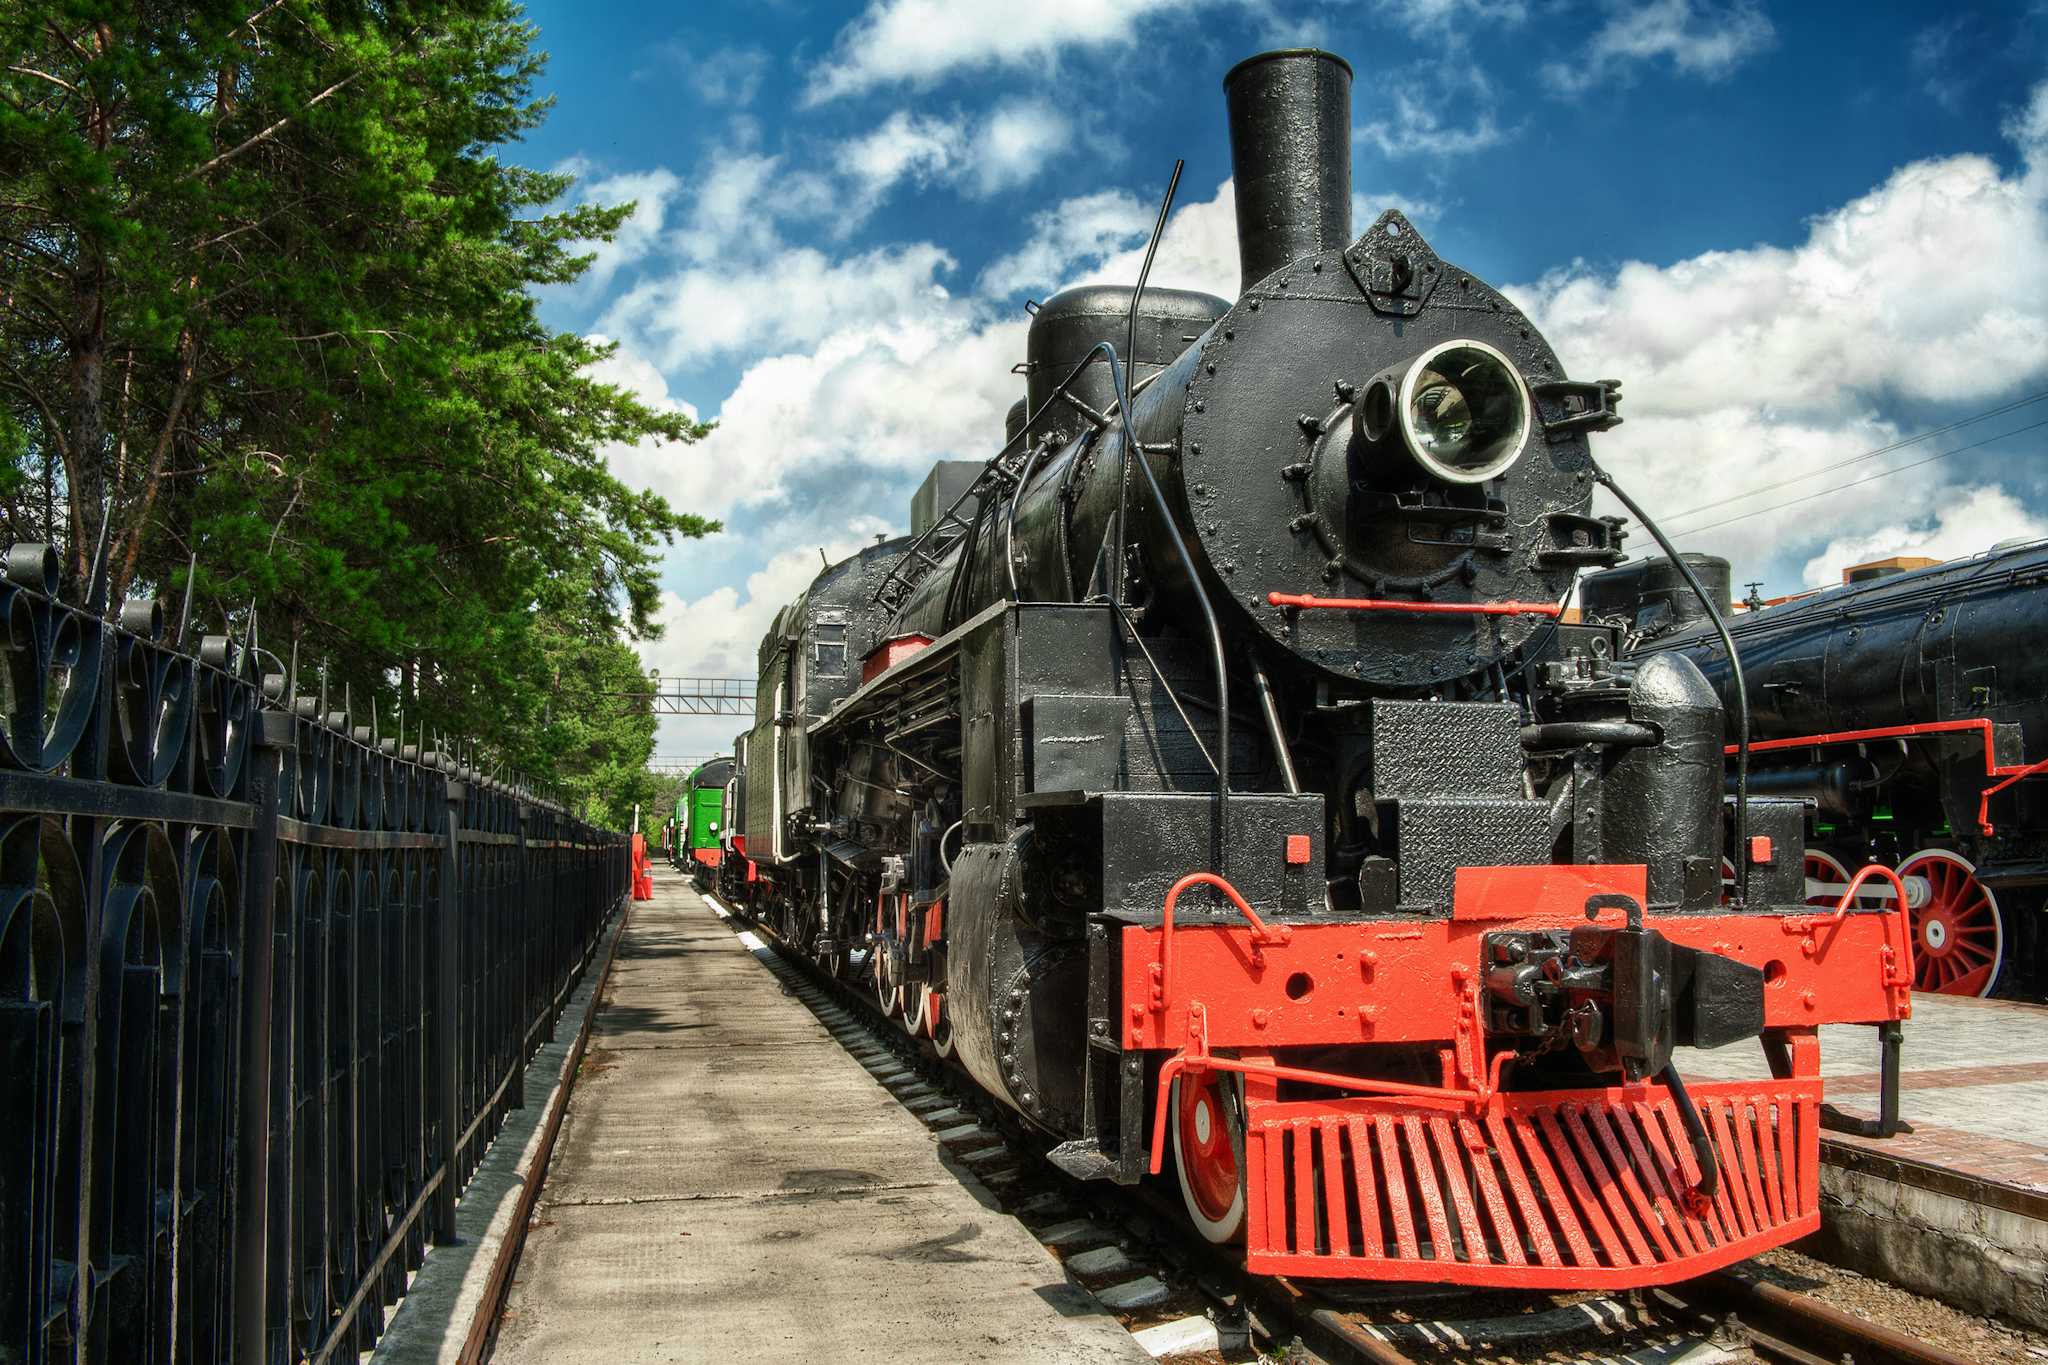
[0,543,628,1365]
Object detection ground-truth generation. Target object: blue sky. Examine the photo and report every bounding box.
[515,0,2048,760]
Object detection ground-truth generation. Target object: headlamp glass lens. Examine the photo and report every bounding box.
[1405,345,1527,480]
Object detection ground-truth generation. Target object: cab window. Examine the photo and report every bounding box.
[812,621,847,677]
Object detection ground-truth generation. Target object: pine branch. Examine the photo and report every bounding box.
[184,72,359,181]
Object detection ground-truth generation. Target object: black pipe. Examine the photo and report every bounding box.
[1112,159,1183,608]
[1595,467,1753,904]
[1004,438,1048,599]
[1223,49,1353,291]
[1108,343,1232,870]
[1520,720,1658,751]
[1252,661,1300,794]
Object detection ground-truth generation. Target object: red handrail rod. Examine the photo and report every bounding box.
[1268,591,1563,617]
[1719,716,2048,833]
[1154,872,1288,1009]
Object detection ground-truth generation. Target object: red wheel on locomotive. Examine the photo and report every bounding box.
[1170,1070,1246,1244]
[1899,848,2005,997]
[872,890,904,1016]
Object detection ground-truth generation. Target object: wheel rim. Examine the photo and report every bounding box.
[930,993,955,1058]
[1172,1072,1245,1243]
[1719,856,1735,905]
[911,985,940,1039]
[873,954,902,1015]
[1899,849,2004,997]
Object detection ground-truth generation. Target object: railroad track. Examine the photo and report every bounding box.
[701,889,1972,1365]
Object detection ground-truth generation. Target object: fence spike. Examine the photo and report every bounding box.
[84,501,113,613]
[175,552,196,645]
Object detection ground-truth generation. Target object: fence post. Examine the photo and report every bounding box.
[433,769,465,1243]
[232,708,293,1365]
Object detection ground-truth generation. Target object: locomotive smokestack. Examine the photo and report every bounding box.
[1223,49,1353,292]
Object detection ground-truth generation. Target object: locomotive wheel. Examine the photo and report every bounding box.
[1171,1070,1247,1244]
[873,950,903,1016]
[929,992,955,1058]
[1899,849,2005,997]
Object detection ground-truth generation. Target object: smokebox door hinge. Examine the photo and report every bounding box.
[1343,211,1442,317]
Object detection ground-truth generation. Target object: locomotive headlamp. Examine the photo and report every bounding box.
[1356,338,1531,485]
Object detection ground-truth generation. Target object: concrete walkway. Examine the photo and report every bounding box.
[490,877,1147,1364]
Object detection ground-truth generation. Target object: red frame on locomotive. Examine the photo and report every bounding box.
[1121,858,1913,1286]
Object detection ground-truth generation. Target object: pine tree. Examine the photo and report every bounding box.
[0,0,708,817]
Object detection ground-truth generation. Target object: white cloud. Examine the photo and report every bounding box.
[689,46,772,108]
[646,533,887,682]
[1070,179,1247,300]
[682,312,1027,515]
[1359,91,1512,158]
[679,152,786,262]
[1513,82,2048,584]
[598,241,960,370]
[1369,0,1529,38]
[582,337,714,513]
[843,110,968,198]
[642,528,890,754]
[1909,19,1969,113]
[977,189,1155,295]
[1798,487,2048,589]
[839,99,1071,209]
[1543,0,1775,95]
[973,101,1072,195]
[984,177,1440,301]
[804,0,1207,103]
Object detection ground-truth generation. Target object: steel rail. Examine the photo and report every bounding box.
[1663,1271,1982,1365]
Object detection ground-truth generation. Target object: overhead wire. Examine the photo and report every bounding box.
[1651,388,2048,529]
[1669,416,2048,538]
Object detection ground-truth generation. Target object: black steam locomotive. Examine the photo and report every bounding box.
[1588,542,2048,998]
[710,49,1908,1286]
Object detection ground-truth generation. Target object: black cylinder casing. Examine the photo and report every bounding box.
[945,834,1089,1132]
[1744,761,1869,819]
[1603,653,1725,910]
[1224,49,1353,291]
